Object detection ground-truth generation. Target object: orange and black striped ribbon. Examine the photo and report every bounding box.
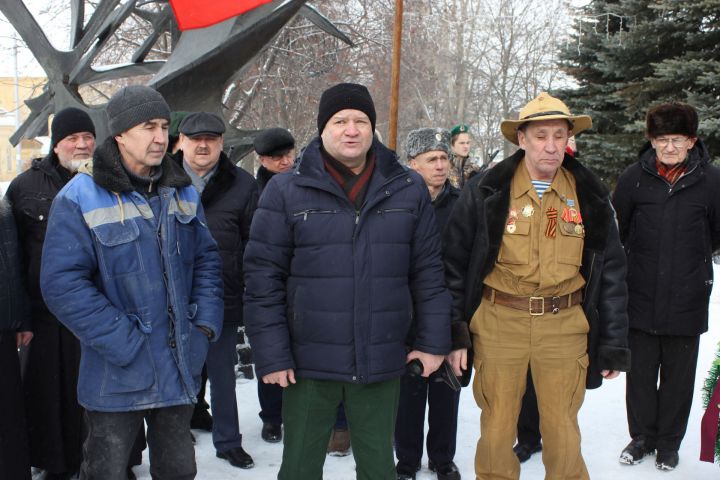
[545,207,558,238]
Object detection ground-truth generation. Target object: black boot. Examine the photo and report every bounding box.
[513,441,542,463]
[619,437,655,465]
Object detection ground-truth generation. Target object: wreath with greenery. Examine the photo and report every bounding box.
[702,341,720,462]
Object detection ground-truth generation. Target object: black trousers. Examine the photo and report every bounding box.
[258,380,284,425]
[626,329,700,452]
[0,332,31,480]
[517,368,541,446]
[394,372,461,466]
[81,405,195,480]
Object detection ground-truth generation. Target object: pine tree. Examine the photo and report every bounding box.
[558,0,720,186]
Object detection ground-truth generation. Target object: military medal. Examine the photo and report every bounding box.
[545,207,558,238]
[522,204,534,217]
[506,212,517,233]
[574,224,584,235]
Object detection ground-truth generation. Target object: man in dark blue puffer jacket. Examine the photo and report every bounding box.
[244,83,451,480]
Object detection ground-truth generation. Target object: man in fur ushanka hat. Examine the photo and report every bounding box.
[613,102,720,471]
[395,128,463,480]
[443,92,630,479]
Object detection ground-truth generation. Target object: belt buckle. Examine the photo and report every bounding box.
[529,296,545,315]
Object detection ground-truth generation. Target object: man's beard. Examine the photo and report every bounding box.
[65,159,85,172]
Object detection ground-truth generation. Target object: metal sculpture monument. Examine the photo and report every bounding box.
[1,0,351,158]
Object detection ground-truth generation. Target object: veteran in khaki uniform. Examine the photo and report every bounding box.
[443,93,631,480]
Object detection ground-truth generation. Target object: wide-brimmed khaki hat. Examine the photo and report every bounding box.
[500,92,592,145]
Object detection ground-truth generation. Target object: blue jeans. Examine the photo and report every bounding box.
[81,405,195,480]
[206,324,244,452]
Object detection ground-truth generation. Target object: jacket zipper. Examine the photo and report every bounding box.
[377,207,414,215]
[641,161,698,195]
[292,209,338,221]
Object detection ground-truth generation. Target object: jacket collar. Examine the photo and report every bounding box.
[478,148,610,253]
[478,149,608,201]
[433,180,459,208]
[92,137,191,193]
[200,152,236,205]
[256,165,274,190]
[295,137,406,184]
[32,151,67,189]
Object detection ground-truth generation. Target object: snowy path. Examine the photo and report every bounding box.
[131,280,720,479]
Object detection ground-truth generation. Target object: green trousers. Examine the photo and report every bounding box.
[278,377,400,480]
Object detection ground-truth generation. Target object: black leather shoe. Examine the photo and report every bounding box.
[513,442,542,463]
[190,408,213,432]
[216,446,254,469]
[396,461,420,480]
[261,422,282,443]
[429,460,461,480]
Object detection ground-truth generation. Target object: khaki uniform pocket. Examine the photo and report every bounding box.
[498,220,531,265]
[557,221,584,266]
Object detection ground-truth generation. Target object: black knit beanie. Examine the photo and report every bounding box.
[51,107,95,147]
[317,83,376,135]
[107,85,171,136]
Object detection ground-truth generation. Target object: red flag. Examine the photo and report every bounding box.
[170,0,274,31]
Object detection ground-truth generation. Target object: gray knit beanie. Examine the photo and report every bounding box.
[405,128,451,160]
[107,85,171,136]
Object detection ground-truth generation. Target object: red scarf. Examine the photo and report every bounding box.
[322,150,376,209]
[656,159,687,185]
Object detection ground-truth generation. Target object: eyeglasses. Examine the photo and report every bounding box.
[654,137,690,149]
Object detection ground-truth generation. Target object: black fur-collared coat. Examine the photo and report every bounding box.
[443,149,631,389]
[5,153,84,473]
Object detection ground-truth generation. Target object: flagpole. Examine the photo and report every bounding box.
[388,0,403,150]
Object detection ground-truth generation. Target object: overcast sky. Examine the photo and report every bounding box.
[0,0,593,78]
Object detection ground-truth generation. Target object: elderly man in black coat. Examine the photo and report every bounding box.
[0,197,33,480]
[613,103,720,471]
[5,107,96,479]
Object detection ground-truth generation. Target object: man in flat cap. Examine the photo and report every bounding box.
[251,126,295,444]
[253,127,296,193]
[6,106,96,479]
[395,128,462,480]
[176,111,258,469]
[243,83,451,480]
[443,92,630,479]
[40,86,223,480]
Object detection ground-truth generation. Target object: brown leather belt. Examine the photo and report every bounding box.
[483,287,583,315]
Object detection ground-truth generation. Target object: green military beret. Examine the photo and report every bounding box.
[450,123,471,137]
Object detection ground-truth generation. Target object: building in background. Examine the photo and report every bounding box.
[0,77,47,182]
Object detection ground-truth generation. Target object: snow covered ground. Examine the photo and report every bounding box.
[131,280,720,480]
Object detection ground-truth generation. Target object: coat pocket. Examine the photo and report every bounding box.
[174,212,199,265]
[92,220,143,278]
[569,354,590,414]
[101,335,157,395]
[188,326,210,394]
